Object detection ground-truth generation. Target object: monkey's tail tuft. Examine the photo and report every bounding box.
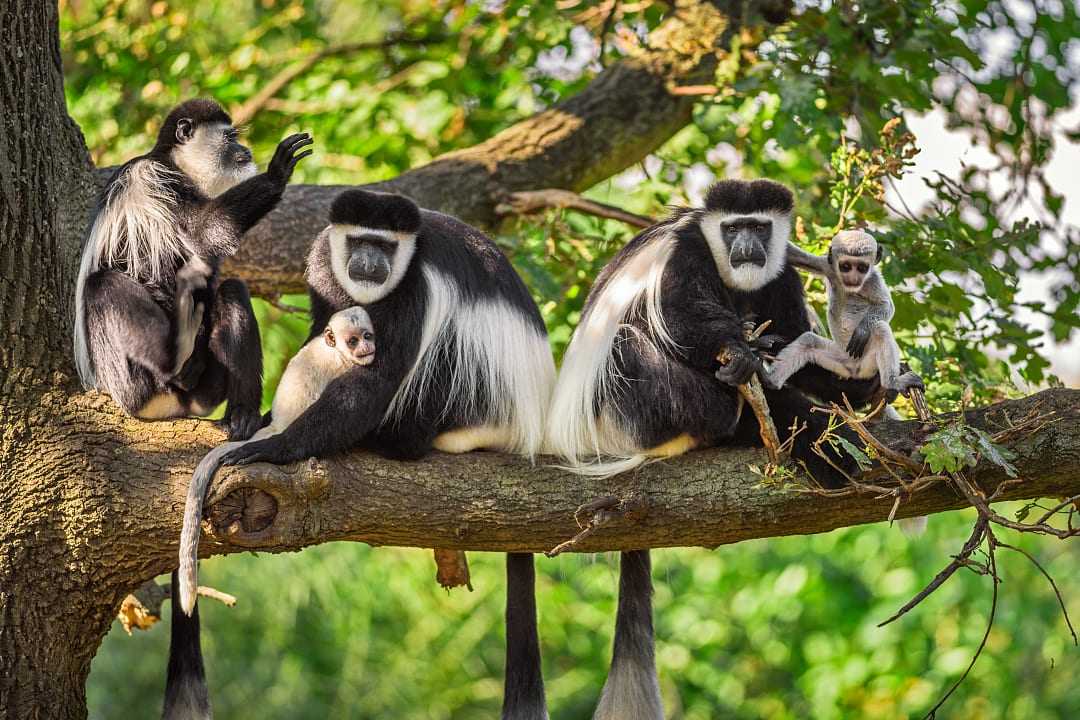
[179,441,241,616]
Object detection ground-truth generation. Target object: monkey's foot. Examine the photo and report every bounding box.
[219,406,262,441]
[894,372,925,398]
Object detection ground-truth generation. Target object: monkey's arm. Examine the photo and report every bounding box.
[188,134,313,257]
[659,269,759,384]
[785,243,832,277]
[846,294,895,359]
[218,367,397,466]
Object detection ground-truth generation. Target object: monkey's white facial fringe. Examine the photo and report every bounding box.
[171,123,256,198]
[699,210,791,291]
[73,159,188,389]
[327,224,418,304]
[385,266,555,458]
[545,232,678,476]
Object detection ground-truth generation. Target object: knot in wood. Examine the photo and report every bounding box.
[208,487,278,536]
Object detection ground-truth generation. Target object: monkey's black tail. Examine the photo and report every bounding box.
[593,550,663,720]
[501,552,548,720]
[162,570,212,720]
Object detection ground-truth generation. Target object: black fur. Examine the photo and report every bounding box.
[704,178,794,215]
[219,205,545,466]
[162,570,211,720]
[329,188,422,233]
[502,553,547,720]
[590,212,877,487]
[215,194,551,718]
[156,99,232,150]
[79,101,310,440]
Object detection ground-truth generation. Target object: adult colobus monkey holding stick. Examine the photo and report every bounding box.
[195,189,556,719]
[73,98,311,440]
[548,180,879,719]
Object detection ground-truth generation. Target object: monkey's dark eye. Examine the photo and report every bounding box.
[362,331,374,341]
[839,262,852,272]
[347,337,359,348]
[856,262,869,273]
[225,128,239,142]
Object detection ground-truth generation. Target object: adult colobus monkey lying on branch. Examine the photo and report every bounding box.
[197,189,556,719]
[548,180,879,719]
[73,98,311,441]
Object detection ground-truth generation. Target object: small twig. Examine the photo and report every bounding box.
[496,189,653,229]
[546,496,645,557]
[922,534,999,720]
[717,320,784,464]
[997,541,1078,645]
[670,84,719,96]
[879,517,989,627]
[433,549,473,591]
[195,586,237,607]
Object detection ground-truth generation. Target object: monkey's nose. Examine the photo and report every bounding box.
[234,148,253,164]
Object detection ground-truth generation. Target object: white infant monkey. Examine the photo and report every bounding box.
[178,306,376,614]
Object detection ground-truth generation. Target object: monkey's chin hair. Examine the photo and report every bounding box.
[725,263,777,291]
[204,162,257,198]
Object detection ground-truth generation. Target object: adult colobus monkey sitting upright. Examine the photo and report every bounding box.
[547,179,879,719]
[73,98,312,440]
[205,189,556,719]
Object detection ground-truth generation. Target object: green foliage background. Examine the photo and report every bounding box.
[62,0,1080,717]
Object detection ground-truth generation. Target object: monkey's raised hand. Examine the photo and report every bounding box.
[846,323,871,359]
[267,133,314,186]
[715,343,762,386]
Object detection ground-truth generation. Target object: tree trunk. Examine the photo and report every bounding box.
[0,2,106,715]
[3,1,1078,718]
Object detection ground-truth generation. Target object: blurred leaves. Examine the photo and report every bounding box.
[63,0,1080,717]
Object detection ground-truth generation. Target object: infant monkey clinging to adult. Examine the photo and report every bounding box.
[177,306,376,615]
[768,229,923,397]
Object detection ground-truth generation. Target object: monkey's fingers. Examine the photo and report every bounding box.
[846,330,870,359]
[288,148,314,172]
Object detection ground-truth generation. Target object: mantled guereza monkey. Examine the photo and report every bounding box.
[194,189,556,719]
[772,230,924,396]
[547,180,879,719]
[73,98,312,441]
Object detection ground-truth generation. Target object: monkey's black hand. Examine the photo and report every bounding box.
[267,132,314,186]
[846,325,871,359]
[715,344,761,386]
[219,440,269,468]
[220,407,262,442]
[896,371,925,398]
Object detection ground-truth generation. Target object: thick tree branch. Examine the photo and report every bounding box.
[214,0,792,295]
[61,389,1077,579]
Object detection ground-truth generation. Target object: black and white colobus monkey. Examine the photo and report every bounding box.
[547,180,879,719]
[203,189,556,719]
[73,98,312,441]
[771,230,924,396]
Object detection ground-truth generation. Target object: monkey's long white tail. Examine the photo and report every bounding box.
[552,455,649,479]
[179,441,244,616]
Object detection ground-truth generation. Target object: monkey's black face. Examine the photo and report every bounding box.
[346,235,397,285]
[835,254,873,291]
[722,219,772,268]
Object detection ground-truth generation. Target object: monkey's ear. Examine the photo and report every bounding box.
[176,118,195,144]
[875,245,883,263]
[324,327,336,347]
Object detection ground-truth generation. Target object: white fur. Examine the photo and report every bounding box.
[328,224,418,304]
[699,210,790,291]
[73,160,187,388]
[385,266,555,457]
[593,658,664,720]
[171,122,256,198]
[545,229,680,476]
[178,307,372,615]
